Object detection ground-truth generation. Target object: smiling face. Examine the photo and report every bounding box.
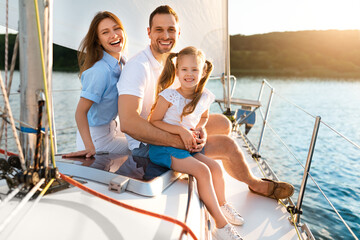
[176,54,205,91]
[97,17,125,60]
[147,13,180,61]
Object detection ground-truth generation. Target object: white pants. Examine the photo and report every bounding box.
[76,119,130,155]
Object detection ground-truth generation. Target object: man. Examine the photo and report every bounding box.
[118,5,293,200]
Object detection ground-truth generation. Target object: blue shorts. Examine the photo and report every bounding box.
[149,145,198,169]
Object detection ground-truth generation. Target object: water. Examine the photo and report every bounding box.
[1,72,360,239]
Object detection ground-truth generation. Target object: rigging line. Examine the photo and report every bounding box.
[52,89,81,93]
[4,0,9,159]
[320,120,360,150]
[33,0,56,167]
[0,73,26,169]
[0,178,45,233]
[274,92,317,119]
[244,117,358,239]
[59,173,198,240]
[0,184,24,209]
[265,121,305,169]
[0,91,20,96]
[0,34,19,145]
[0,108,45,133]
[0,116,21,131]
[306,172,359,239]
[0,148,17,156]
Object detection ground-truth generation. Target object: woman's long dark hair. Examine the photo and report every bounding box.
[78,11,127,76]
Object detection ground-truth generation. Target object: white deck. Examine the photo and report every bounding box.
[221,136,299,239]
[0,135,299,240]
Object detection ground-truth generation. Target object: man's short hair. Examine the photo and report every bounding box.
[149,5,179,29]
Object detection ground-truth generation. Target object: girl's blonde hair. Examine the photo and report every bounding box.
[152,46,213,119]
[78,11,127,76]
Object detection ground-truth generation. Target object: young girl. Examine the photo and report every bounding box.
[148,47,244,240]
[63,11,129,158]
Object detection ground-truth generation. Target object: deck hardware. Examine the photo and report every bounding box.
[294,116,321,225]
[287,205,302,215]
[109,176,129,193]
[251,153,261,159]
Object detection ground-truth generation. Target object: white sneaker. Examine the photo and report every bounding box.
[221,203,245,226]
[212,223,243,240]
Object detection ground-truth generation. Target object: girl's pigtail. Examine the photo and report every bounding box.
[182,59,213,119]
[148,52,178,119]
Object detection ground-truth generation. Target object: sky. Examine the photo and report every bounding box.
[229,0,360,35]
[1,0,360,36]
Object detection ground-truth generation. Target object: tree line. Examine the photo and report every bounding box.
[2,30,360,78]
[231,30,360,78]
[0,34,78,72]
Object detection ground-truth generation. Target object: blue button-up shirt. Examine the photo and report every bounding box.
[80,51,122,127]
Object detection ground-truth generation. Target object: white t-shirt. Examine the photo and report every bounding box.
[117,45,163,150]
[159,88,215,130]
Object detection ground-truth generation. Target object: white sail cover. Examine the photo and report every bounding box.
[0,0,227,76]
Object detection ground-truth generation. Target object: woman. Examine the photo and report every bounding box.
[63,11,129,158]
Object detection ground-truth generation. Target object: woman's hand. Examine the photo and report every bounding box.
[62,148,96,158]
[178,127,197,151]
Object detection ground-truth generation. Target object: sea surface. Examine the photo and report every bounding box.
[1,71,360,240]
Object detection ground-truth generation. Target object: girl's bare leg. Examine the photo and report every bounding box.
[194,153,226,206]
[171,156,227,228]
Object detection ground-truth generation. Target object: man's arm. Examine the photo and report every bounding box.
[118,94,185,148]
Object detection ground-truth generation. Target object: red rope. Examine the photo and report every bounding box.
[60,173,198,240]
[0,148,17,156]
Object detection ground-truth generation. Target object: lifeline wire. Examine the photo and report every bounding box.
[237,130,302,240]
[245,108,359,239]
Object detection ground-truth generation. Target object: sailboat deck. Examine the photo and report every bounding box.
[0,134,299,240]
[222,135,298,239]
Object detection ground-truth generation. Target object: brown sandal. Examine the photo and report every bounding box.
[249,178,294,200]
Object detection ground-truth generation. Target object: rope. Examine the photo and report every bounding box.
[0,34,19,145]
[0,184,24,209]
[0,148,17,156]
[4,0,9,158]
[33,0,56,167]
[60,173,198,240]
[0,178,45,233]
[0,73,26,169]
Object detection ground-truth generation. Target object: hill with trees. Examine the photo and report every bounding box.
[2,30,360,78]
[0,34,78,72]
[231,30,360,78]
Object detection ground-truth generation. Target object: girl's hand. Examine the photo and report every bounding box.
[189,127,207,152]
[179,127,196,151]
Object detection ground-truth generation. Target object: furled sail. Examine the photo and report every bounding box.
[0,0,227,76]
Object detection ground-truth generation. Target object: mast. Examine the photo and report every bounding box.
[18,0,54,167]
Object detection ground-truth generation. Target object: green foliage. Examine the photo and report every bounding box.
[230,30,360,78]
[1,33,78,72]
